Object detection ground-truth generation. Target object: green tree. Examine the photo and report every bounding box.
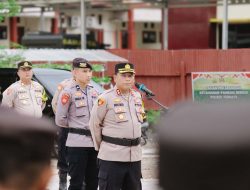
[0,0,20,22]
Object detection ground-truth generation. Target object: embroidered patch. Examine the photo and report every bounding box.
[98,98,105,106]
[61,93,70,105]
[114,103,124,107]
[131,90,135,97]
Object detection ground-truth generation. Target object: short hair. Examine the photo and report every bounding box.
[0,107,56,189]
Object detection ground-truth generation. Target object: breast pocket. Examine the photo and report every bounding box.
[113,106,128,123]
[75,100,87,117]
[135,106,144,123]
[35,92,42,105]
[18,93,31,105]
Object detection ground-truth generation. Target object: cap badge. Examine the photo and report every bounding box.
[24,62,29,67]
[79,63,87,68]
[125,64,130,69]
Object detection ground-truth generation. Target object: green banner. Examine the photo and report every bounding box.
[192,72,250,102]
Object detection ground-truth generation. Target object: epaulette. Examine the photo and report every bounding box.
[103,88,114,95]
[88,84,94,88]
[33,80,42,87]
[63,82,75,91]
[98,88,114,98]
[131,89,141,97]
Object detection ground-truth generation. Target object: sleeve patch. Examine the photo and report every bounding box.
[98,98,105,106]
[61,93,70,105]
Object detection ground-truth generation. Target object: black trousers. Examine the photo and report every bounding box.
[98,159,142,190]
[57,127,69,174]
[67,147,98,190]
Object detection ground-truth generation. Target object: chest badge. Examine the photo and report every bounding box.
[114,98,121,103]
[79,101,85,106]
[75,91,82,97]
[118,114,125,120]
[22,100,28,105]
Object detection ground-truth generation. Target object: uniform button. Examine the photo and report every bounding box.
[119,114,124,120]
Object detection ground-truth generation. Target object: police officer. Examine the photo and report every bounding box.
[0,106,56,190]
[89,63,144,190]
[52,77,74,190]
[1,61,47,118]
[55,58,99,190]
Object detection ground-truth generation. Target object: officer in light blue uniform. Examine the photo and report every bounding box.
[55,58,99,190]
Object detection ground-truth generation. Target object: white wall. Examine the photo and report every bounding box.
[0,8,163,49]
[133,8,162,22]
[135,22,162,49]
[22,17,52,33]
[217,4,250,20]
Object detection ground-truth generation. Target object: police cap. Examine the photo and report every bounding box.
[17,61,32,70]
[115,63,135,74]
[72,58,92,70]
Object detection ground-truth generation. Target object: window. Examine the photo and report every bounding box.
[142,31,156,43]
[0,26,7,39]
[98,15,102,25]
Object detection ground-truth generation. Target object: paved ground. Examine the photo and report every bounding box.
[47,141,160,190]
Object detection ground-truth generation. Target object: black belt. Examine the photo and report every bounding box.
[102,135,141,147]
[69,128,91,136]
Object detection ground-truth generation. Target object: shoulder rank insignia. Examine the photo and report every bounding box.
[57,85,63,91]
[116,89,121,96]
[98,98,105,106]
[75,91,82,97]
[93,91,98,96]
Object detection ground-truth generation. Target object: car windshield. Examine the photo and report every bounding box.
[33,68,104,96]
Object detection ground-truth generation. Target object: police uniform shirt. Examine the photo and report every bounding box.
[52,78,74,114]
[55,81,99,147]
[1,81,46,118]
[89,86,145,162]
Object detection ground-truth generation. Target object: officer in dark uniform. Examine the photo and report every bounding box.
[55,58,99,190]
[90,63,144,190]
[0,106,56,190]
[158,101,250,190]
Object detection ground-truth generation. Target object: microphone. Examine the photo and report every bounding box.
[135,82,155,96]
